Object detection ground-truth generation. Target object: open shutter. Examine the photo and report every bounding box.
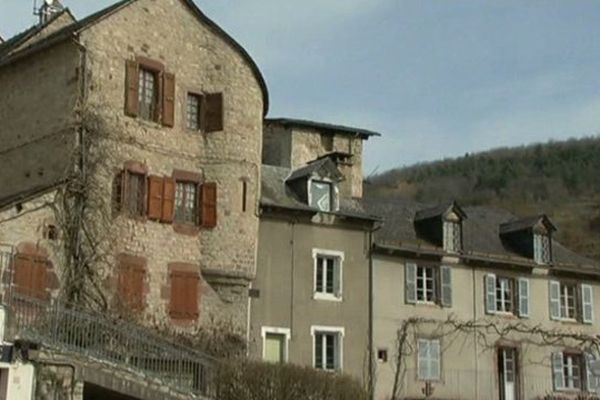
[125,60,139,117]
[162,72,175,127]
[485,274,497,314]
[333,260,341,298]
[587,353,599,392]
[147,176,164,220]
[552,352,565,390]
[405,263,417,304]
[417,339,429,379]
[162,178,175,223]
[204,93,223,132]
[112,171,125,213]
[201,182,217,228]
[518,278,530,318]
[582,284,594,324]
[440,266,452,307]
[430,340,441,380]
[549,281,561,320]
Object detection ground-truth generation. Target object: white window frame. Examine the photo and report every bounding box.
[308,177,339,212]
[416,265,436,305]
[534,233,551,264]
[417,338,441,381]
[312,249,344,302]
[261,326,291,363]
[560,283,578,321]
[311,325,345,371]
[443,220,461,253]
[496,276,514,314]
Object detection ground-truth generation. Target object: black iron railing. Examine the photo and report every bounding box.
[6,291,215,398]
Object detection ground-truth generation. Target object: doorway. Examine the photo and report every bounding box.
[498,347,519,400]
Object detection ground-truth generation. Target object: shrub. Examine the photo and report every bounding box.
[215,360,368,400]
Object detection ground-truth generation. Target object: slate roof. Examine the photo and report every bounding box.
[499,215,557,234]
[265,118,382,139]
[364,196,598,270]
[261,165,379,221]
[286,158,343,182]
[0,0,269,114]
[414,201,467,221]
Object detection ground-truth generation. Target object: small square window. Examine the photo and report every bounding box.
[187,93,203,131]
[377,349,388,363]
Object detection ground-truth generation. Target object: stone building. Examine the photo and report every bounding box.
[367,198,600,400]
[0,0,268,398]
[250,119,379,384]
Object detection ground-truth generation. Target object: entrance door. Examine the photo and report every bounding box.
[264,333,286,363]
[498,347,518,400]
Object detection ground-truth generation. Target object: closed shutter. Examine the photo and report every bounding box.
[440,266,452,307]
[162,178,176,223]
[185,274,199,318]
[518,278,530,318]
[162,72,175,127]
[586,353,599,392]
[549,281,561,320]
[170,271,199,319]
[581,284,594,324]
[118,261,145,310]
[552,352,565,390]
[32,257,48,300]
[201,183,217,228]
[147,176,164,220]
[485,274,497,314]
[204,93,223,132]
[430,340,440,380]
[13,254,33,297]
[405,263,417,304]
[417,339,429,379]
[125,60,139,117]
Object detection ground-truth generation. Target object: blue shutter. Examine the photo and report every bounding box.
[549,281,561,320]
[485,274,497,314]
[440,266,452,307]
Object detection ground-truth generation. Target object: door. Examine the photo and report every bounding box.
[264,333,286,363]
[498,347,518,400]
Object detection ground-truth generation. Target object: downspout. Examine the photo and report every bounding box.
[471,261,479,399]
[369,222,382,400]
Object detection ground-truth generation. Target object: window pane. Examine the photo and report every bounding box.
[175,182,198,224]
[310,181,332,212]
[187,94,200,130]
[138,68,156,121]
[326,259,334,294]
[325,334,335,370]
[315,334,323,369]
[316,258,324,292]
[126,173,145,217]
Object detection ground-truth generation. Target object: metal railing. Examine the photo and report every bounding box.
[6,291,215,398]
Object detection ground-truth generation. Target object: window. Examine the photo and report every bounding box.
[485,275,530,317]
[138,67,158,121]
[553,352,585,391]
[443,221,462,252]
[186,93,202,130]
[377,349,389,363]
[321,133,334,152]
[416,266,435,303]
[261,327,290,364]
[312,326,344,371]
[169,269,200,320]
[550,281,594,323]
[534,233,551,264]
[405,263,452,307]
[418,339,441,381]
[496,277,515,313]
[313,250,343,300]
[310,180,333,212]
[175,182,198,224]
[560,283,577,320]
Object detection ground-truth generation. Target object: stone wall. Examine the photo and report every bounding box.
[75,0,265,335]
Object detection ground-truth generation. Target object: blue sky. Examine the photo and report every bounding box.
[3,0,600,174]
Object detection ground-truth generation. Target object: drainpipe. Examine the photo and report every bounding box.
[368,222,382,400]
[471,262,479,399]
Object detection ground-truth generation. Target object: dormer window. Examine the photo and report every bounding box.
[310,180,333,212]
[534,233,551,264]
[443,221,462,253]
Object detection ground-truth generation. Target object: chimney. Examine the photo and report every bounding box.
[37,0,64,25]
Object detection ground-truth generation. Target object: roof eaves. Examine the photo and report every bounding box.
[0,180,66,212]
[266,118,382,138]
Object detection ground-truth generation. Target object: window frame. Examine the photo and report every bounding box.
[495,276,516,315]
[186,92,204,132]
[416,265,436,304]
[534,233,552,264]
[443,220,462,253]
[417,338,441,381]
[312,249,344,302]
[308,178,334,212]
[138,66,159,122]
[559,282,578,321]
[174,180,199,225]
[261,326,291,363]
[311,325,344,372]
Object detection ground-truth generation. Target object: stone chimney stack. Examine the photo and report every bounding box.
[38,0,64,24]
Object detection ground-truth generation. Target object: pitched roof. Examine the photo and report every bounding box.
[363,195,597,270]
[286,158,343,182]
[499,215,557,235]
[414,201,467,221]
[265,118,382,139]
[0,0,270,115]
[261,165,379,221]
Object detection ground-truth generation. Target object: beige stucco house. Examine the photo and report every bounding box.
[367,199,600,400]
[249,119,380,385]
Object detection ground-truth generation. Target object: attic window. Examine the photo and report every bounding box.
[534,233,551,264]
[310,180,333,212]
[443,221,462,253]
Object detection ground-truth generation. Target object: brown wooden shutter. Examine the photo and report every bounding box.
[162,72,175,127]
[201,182,217,228]
[13,254,33,297]
[32,257,48,300]
[186,274,199,318]
[170,272,185,319]
[125,60,139,117]
[118,261,145,310]
[147,176,164,220]
[204,93,223,132]
[112,171,125,213]
[162,178,176,223]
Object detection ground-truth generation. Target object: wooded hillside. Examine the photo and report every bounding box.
[365,136,600,260]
